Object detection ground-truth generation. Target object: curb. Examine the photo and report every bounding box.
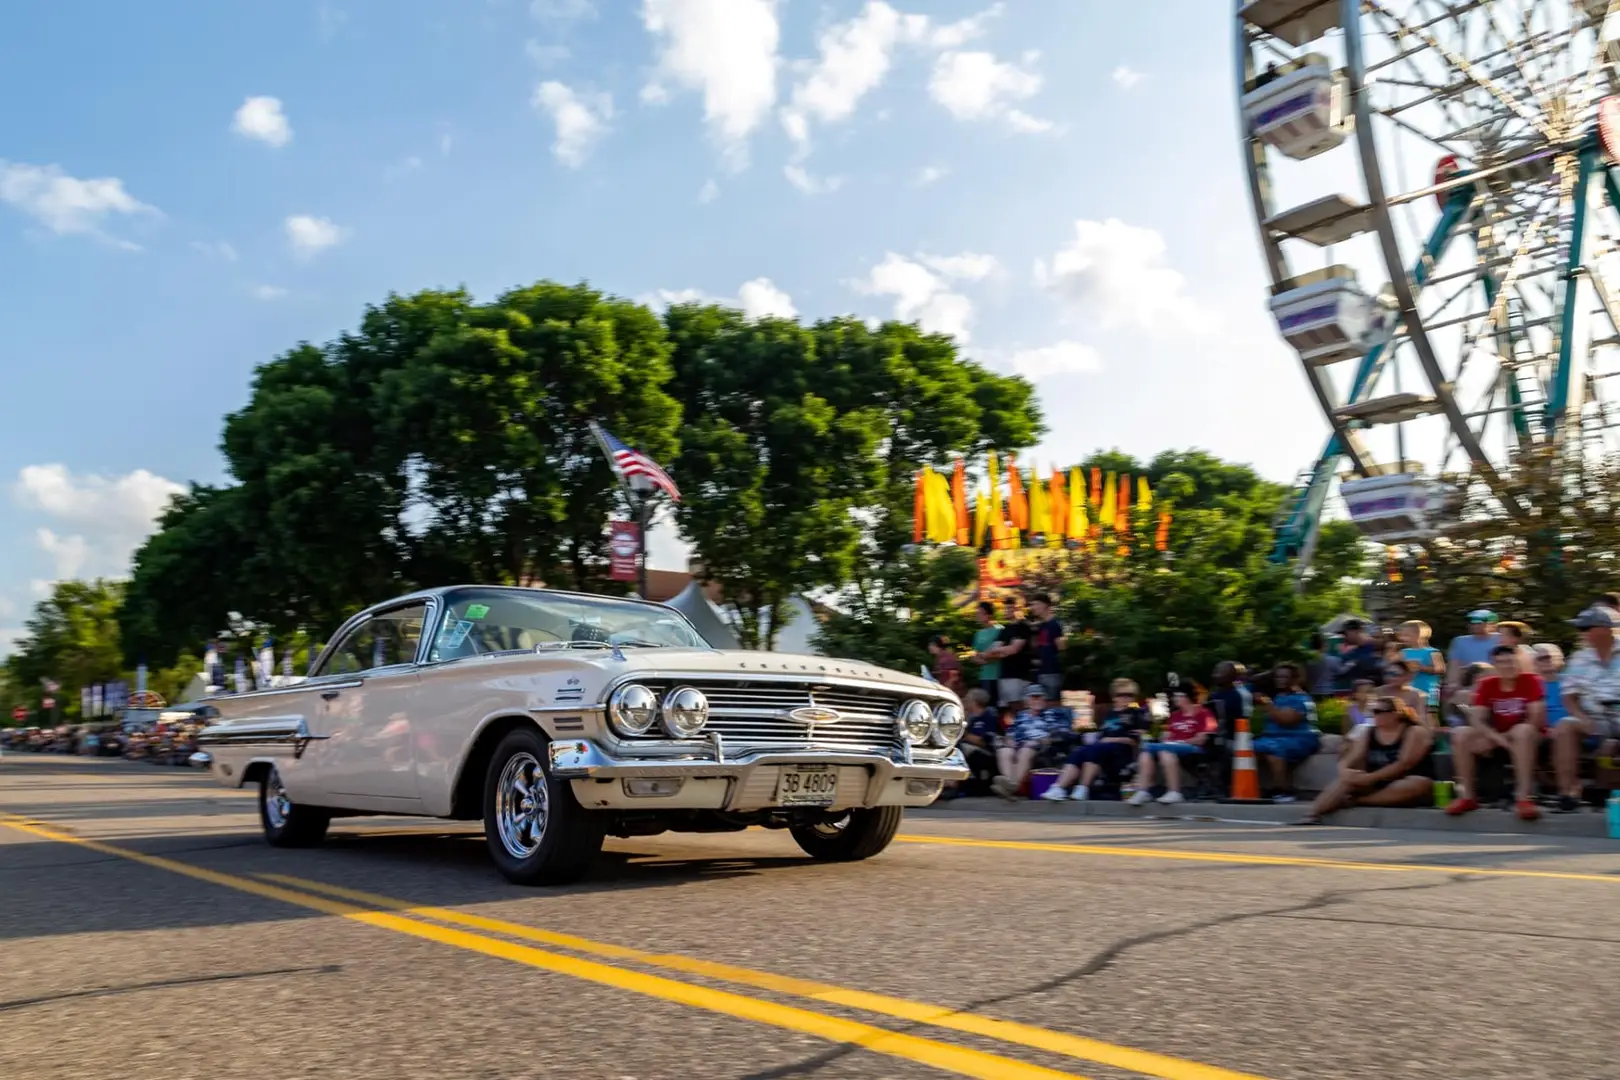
[920,795,1615,839]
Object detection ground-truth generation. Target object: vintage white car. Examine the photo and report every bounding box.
[194,585,968,884]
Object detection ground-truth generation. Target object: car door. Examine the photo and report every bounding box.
[313,600,431,809]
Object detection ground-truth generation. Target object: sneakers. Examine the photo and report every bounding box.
[1156,790,1185,805]
[1445,796,1479,816]
[990,775,1017,801]
[1127,789,1153,806]
[1555,795,1582,814]
[1271,794,1296,804]
[1039,785,1069,802]
[1069,784,1089,801]
[1514,797,1541,822]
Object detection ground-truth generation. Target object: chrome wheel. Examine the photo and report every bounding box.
[495,752,549,859]
[265,767,292,829]
[809,814,850,839]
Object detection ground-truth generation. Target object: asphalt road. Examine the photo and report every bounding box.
[3,756,1618,1080]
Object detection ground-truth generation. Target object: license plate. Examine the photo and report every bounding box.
[777,765,838,806]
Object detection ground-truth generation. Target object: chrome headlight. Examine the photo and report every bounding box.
[660,686,709,738]
[932,700,965,747]
[897,699,935,745]
[608,683,659,736]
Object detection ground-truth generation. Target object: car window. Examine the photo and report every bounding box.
[319,603,429,676]
[427,588,706,662]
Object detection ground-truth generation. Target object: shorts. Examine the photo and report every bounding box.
[1065,740,1136,777]
[1143,742,1203,759]
[998,678,1028,706]
[1253,734,1320,764]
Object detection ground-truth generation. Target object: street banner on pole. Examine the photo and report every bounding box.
[608,520,642,582]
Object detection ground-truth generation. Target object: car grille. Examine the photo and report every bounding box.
[622,678,906,751]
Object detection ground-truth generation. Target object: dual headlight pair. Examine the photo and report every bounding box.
[608,684,709,738]
[899,698,965,749]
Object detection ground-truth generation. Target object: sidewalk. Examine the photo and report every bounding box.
[921,795,1615,839]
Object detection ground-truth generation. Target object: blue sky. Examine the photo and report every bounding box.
[0,0,1332,650]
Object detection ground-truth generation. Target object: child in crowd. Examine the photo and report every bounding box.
[1398,620,1445,714]
[991,687,1071,799]
[950,687,1001,797]
[1346,679,1376,731]
[1252,662,1321,804]
[1127,688,1215,805]
[1042,678,1152,801]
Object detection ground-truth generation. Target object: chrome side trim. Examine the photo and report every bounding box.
[196,716,330,760]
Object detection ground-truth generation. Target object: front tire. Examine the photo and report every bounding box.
[789,806,903,862]
[482,726,604,886]
[259,765,330,848]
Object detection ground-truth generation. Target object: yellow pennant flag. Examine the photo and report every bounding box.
[1099,471,1117,530]
[1137,476,1152,513]
[930,469,955,543]
[1068,467,1089,538]
[972,475,990,548]
[1028,465,1051,538]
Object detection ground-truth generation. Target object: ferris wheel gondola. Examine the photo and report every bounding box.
[1237,0,1620,572]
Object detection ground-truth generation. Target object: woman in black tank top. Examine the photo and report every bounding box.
[1295,697,1435,825]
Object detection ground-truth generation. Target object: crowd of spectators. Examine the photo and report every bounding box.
[0,722,203,765]
[933,593,1620,825]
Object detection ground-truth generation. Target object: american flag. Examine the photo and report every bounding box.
[594,424,681,502]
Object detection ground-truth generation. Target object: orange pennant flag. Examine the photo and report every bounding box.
[1006,455,1029,531]
[1089,467,1102,507]
[913,470,925,543]
[952,458,970,545]
[1116,473,1131,530]
[1155,511,1171,551]
[1048,468,1068,547]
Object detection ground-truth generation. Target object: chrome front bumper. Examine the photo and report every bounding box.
[549,739,968,812]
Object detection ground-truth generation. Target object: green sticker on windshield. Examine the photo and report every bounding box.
[465,603,490,620]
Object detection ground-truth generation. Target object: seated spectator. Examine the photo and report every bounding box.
[1378,659,1430,727]
[1552,607,1620,813]
[1447,644,1546,821]
[948,687,1001,797]
[1042,678,1151,801]
[1253,663,1321,804]
[1496,620,1538,669]
[1294,697,1435,825]
[1443,662,1494,728]
[1398,619,1445,713]
[1127,689,1215,805]
[991,687,1072,799]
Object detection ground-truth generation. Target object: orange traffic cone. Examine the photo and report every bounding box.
[1227,715,1263,802]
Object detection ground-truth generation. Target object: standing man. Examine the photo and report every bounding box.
[989,597,1032,707]
[1028,593,1067,702]
[969,601,1003,705]
[1446,610,1500,691]
[1552,607,1620,813]
[1335,620,1383,690]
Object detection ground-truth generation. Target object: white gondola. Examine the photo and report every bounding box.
[1241,55,1349,161]
[1340,473,1449,543]
[1269,265,1389,366]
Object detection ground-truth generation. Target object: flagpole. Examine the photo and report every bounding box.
[589,420,654,598]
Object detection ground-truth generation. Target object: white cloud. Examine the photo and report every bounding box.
[928,50,1051,132]
[0,160,159,246]
[923,3,1002,48]
[252,284,287,300]
[639,277,796,319]
[737,277,796,319]
[284,214,348,256]
[850,252,999,343]
[532,81,613,167]
[231,95,293,148]
[13,465,184,584]
[698,178,719,203]
[1111,65,1144,90]
[0,596,15,618]
[783,164,844,194]
[914,164,948,186]
[640,0,780,168]
[190,240,237,261]
[996,340,1102,380]
[1034,217,1204,333]
[438,127,454,157]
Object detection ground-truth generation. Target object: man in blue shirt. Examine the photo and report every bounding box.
[991,687,1072,799]
[1446,610,1500,692]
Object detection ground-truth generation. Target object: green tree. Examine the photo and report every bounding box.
[4,580,126,721]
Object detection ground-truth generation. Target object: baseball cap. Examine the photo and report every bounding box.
[1570,607,1617,630]
[1467,609,1496,623]
[1024,686,1047,699]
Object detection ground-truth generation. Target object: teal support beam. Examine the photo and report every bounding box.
[1481,274,1533,443]
[1547,145,1599,434]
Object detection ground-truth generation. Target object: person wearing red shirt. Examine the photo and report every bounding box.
[1447,644,1546,820]
[1127,689,1216,806]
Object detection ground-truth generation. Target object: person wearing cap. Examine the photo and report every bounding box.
[991,686,1071,799]
[1334,620,1383,691]
[1445,610,1500,690]
[1447,643,1546,821]
[1551,606,1620,812]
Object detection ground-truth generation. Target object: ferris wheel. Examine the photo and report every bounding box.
[1237,0,1620,570]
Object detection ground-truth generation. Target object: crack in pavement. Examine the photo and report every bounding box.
[738,874,1482,1080]
[0,964,342,1014]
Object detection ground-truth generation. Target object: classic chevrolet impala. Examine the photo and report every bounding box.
[194,585,968,884]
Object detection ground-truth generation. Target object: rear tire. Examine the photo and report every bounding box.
[789,806,903,861]
[259,765,330,848]
[482,726,604,886]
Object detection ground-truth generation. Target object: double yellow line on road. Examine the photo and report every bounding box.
[0,810,1265,1080]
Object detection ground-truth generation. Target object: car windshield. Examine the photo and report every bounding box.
[428,587,708,661]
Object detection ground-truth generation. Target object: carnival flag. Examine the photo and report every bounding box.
[1006,456,1028,531]
[1155,511,1172,551]
[1117,474,1131,530]
[912,471,925,544]
[972,472,991,548]
[1068,467,1090,538]
[1099,472,1116,528]
[951,458,970,545]
[1089,467,1102,507]
[1137,476,1153,513]
[1027,466,1050,538]
[1047,468,1068,547]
